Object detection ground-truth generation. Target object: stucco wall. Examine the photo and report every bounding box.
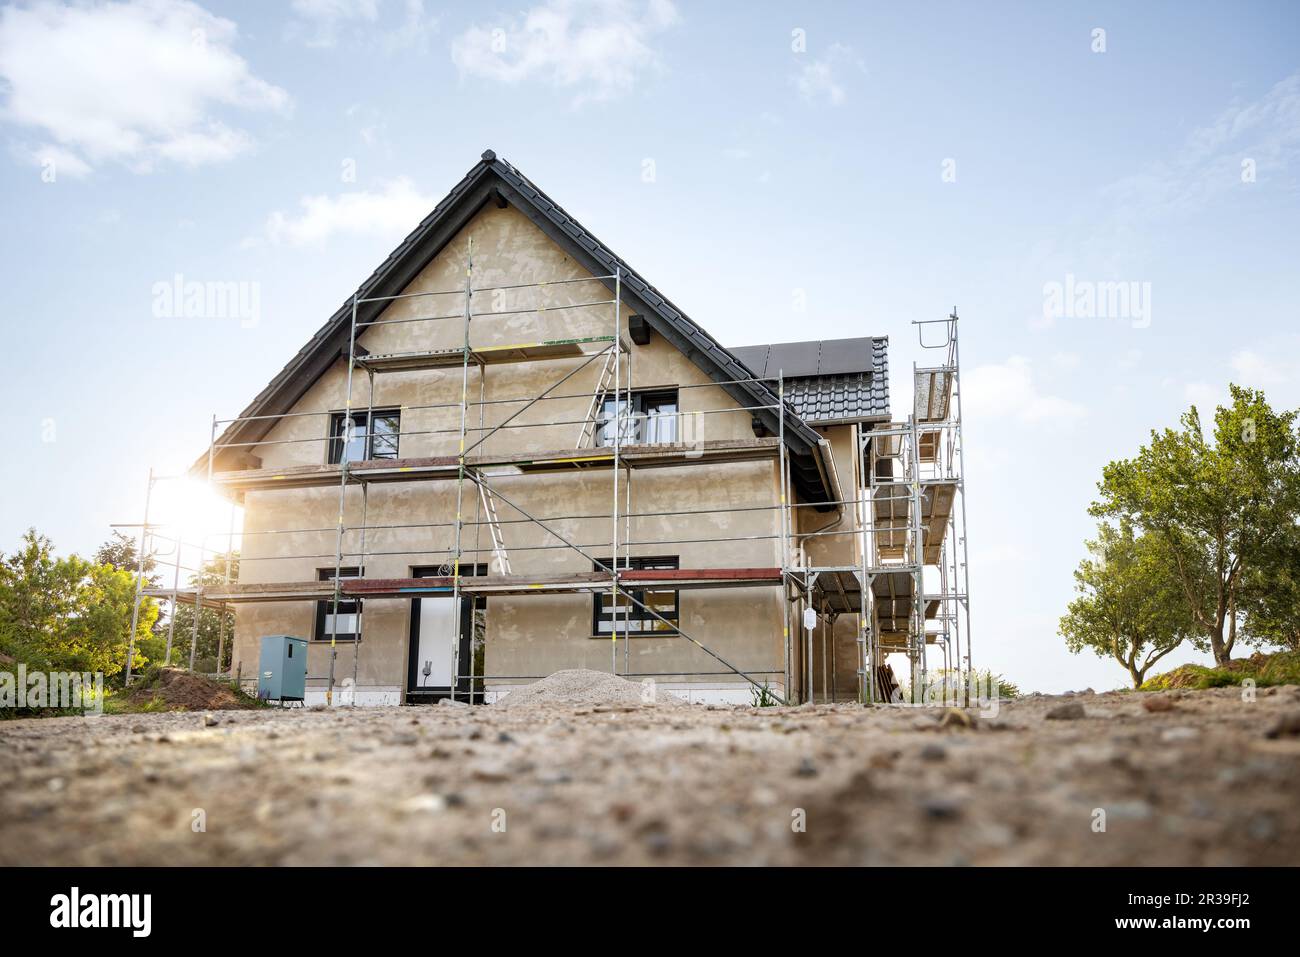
[231,203,788,699]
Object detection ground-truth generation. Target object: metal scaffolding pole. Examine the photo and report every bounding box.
[168,261,946,711]
[189,414,221,673]
[778,370,792,704]
[163,529,182,666]
[801,560,814,704]
[949,310,974,697]
[623,461,632,676]
[472,359,487,702]
[610,266,621,675]
[450,238,474,704]
[216,500,236,677]
[123,468,154,685]
[327,291,361,706]
[858,424,872,705]
[909,410,925,698]
[188,541,203,672]
[820,606,829,704]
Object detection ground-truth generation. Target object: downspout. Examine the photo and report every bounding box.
[803,436,846,541]
[799,436,844,706]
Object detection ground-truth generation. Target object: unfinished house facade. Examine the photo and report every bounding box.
[136,151,970,706]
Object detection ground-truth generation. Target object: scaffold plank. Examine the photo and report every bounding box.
[145,566,784,604]
[356,336,619,373]
[211,438,782,491]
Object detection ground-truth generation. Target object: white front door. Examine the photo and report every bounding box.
[415,597,456,688]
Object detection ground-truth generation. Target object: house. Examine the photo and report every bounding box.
[176,150,963,706]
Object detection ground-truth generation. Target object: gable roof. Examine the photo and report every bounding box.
[729,337,889,425]
[208,150,837,505]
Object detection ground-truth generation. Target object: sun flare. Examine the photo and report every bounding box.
[150,478,243,550]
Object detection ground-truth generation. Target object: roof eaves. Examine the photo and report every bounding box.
[204,151,832,501]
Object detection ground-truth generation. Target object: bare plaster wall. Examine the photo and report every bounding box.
[231,204,787,695]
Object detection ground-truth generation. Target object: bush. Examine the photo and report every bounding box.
[1140,651,1300,690]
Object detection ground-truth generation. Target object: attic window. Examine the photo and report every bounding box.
[596,389,678,446]
[328,409,400,464]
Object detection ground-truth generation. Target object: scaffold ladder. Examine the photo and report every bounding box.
[575,347,618,448]
[479,481,512,575]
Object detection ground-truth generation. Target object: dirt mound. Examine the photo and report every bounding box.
[127,668,257,711]
[494,669,684,710]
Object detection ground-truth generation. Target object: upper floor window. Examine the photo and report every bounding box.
[328,409,400,464]
[596,389,678,446]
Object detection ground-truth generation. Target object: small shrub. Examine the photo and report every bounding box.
[1141,651,1300,691]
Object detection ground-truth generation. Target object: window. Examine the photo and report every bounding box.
[328,409,400,464]
[592,556,679,636]
[315,567,362,641]
[596,389,678,447]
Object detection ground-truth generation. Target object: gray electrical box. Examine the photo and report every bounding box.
[258,635,308,702]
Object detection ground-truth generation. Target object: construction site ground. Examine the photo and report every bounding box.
[4,678,1300,866]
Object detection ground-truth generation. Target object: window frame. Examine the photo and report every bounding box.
[590,555,680,637]
[595,388,679,447]
[314,566,363,642]
[327,408,401,465]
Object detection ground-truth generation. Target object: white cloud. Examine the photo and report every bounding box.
[451,0,679,106]
[1018,69,1300,318]
[1049,350,1081,370]
[0,0,289,175]
[1102,70,1300,221]
[15,142,92,180]
[1230,347,1295,386]
[1115,347,1142,371]
[255,178,434,246]
[963,356,1087,425]
[1183,381,1226,411]
[289,0,434,50]
[290,0,379,47]
[1174,343,1300,414]
[792,43,861,106]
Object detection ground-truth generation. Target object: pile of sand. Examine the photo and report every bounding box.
[494,669,684,710]
[127,668,257,711]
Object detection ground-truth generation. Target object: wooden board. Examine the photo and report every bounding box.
[211,439,782,490]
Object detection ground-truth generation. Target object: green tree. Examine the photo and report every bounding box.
[1060,522,1196,688]
[94,530,158,584]
[0,529,159,677]
[1240,521,1300,652]
[168,551,238,672]
[1090,385,1300,665]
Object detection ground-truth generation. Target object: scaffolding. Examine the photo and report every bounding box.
[121,240,972,708]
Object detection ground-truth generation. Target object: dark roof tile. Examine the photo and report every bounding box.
[729,337,890,423]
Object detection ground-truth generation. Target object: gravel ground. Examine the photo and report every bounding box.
[3,685,1300,866]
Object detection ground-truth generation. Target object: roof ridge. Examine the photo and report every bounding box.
[205,150,873,501]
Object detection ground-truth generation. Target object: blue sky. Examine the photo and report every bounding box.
[2,0,1298,692]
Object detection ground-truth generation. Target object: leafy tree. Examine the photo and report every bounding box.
[1090,385,1300,664]
[1060,522,1197,687]
[0,529,158,678]
[1240,521,1300,652]
[95,529,166,648]
[168,551,238,672]
[94,530,158,585]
